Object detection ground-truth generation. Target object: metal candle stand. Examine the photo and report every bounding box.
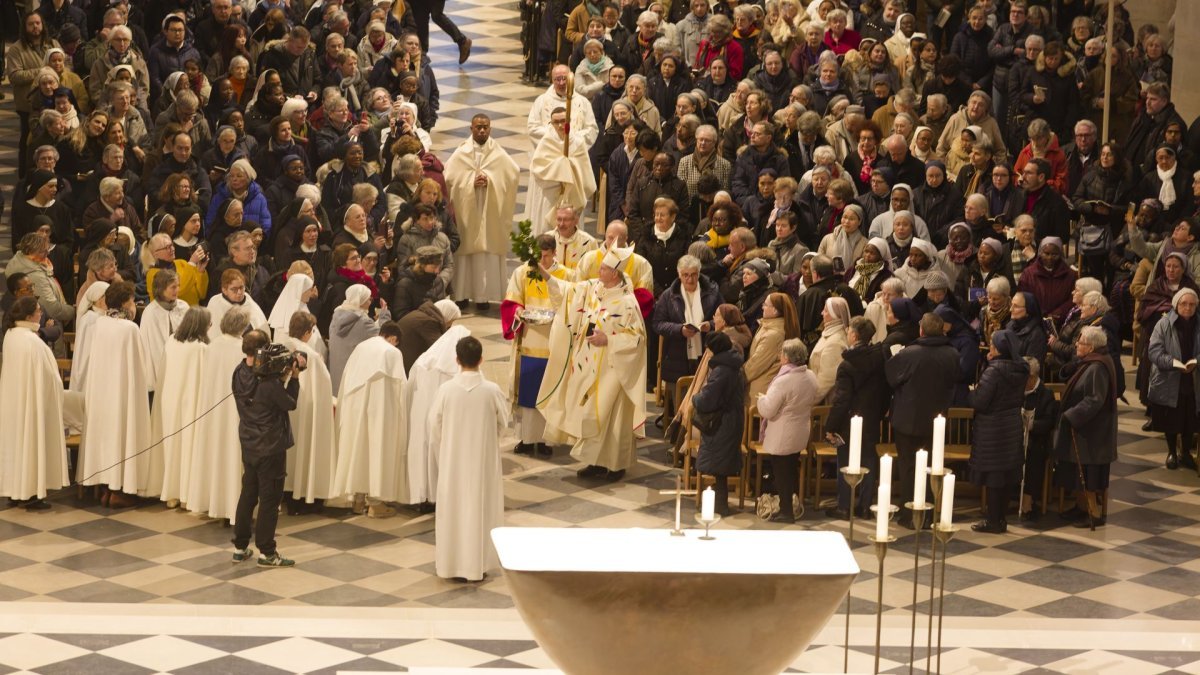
[931,523,958,675]
[839,466,869,673]
[694,513,721,540]
[904,502,932,674]
[867,503,898,675]
[925,468,950,673]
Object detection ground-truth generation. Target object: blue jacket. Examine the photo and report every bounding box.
[206,179,273,237]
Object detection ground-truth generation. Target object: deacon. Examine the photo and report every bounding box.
[575,220,655,317]
[280,311,337,511]
[502,233,575,457]
[445,114,519,309]
[405,318,472,507]
[552,205,598,271]
[332,321,410,518]
[527,64,599,147]
[77,282,153,508]
[526,107,597,235]
[430,336,509,582]
[0,297,70,511]
[538,245,647,481]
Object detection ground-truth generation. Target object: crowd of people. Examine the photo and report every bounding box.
[0,0,1195,563]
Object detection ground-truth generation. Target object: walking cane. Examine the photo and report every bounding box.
[1069,429,1099,531]
[1018,408,1033,517]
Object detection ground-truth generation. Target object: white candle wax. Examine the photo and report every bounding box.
[878,454,892,493]
[875,486,889,540]
[940,474,955,527]
[848,415,863,472]
[931,415,946,473]
[674,476,682,532]
[913,449,928,507]
[701,486,715,520]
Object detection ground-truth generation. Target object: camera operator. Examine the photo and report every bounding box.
[230,330,306,568]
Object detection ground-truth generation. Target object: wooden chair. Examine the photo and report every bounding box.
[944,408,975,463]
[806,405,839,509]
[746,404,806,513]
[56,358,72,387]
[673,375,695,470]
[654,335,665,408]
[63,331,76,357]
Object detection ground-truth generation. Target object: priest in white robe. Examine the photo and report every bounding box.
[187,307,250,522]
[525,108,597,235]
[331,322,409,517]
[501,233,574,456]
[155,308,210,507]
[430,336,508,582]
[279,311,338,507]
[140,269,191,394]
[77,282,153,507]
[0,297,70,509]
[537,246,648,481]
[445,114,519,307]
[527,65,599,147]
[69,281,109,393]
[205,268,270,342]
[552,205,598,270]
[405,323,471,505]
[268,270,326,360]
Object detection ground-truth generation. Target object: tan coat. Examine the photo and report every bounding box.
[935,107,1008,166]
[809,322,848,401]
[5,38,60,113]
[744,316,786,399]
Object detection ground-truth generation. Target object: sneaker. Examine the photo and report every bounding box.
[258,552,295,567]
[232,547,255,563]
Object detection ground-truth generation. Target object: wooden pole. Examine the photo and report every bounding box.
[564,73,574,157]
[1102,0,1115,142]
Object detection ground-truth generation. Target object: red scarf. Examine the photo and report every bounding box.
[336,267,379,300]
[858,151,875,185]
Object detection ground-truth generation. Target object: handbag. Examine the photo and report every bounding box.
[693,408,723,436]
[1078,223,1111,256]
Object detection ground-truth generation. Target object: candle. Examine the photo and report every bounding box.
[674,475,682,533]
[940,474,955,527]
[848,416,863,472]
[878,454,892,498]
[931,415,946,473]
[875,486,889,540]
[701,486,715,520]
[913,449,928,507]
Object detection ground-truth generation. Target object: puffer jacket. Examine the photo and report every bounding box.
[691,348,746,476]
[967,357,1029,475]
[206,179,273,236]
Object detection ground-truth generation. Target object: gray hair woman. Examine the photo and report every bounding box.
[1146,288,1200,471]
[756,337,819,523]
[1054,323,1118,527]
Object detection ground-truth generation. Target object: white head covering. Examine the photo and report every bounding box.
[268,273,314,330]
[338,284,373,314]
[116,225,137,257]
[398,101,422,128]
[910,238,937,260]
[434,298,461,324]
[867,236,893,270]
[76,281,110,324]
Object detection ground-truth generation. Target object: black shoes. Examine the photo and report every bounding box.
[577,464,606,478]
[603,469,625,482]
[971,520,1008,534]
[535,443,552,457]
[1180,452,1198,471]
[824,507,849,520]
[514,442,535,456]
[769,512,795,524]
[1071,516,1106,528]
[1142,419,1153,431]
[1167,453,1179,470]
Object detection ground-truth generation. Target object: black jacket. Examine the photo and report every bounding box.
[884,335,960,436]
[827,342,890,441]
[232,361,299,459]
[651,275,722,383]
[1021,185,1071,243]
[640,225,694,295]
[876,151,926,189]
[692,348,746,476]
[968,357,1028,477]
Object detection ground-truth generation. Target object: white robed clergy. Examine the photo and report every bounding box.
[331,329,410,513]
[0,300,70,504]
[429,336,509,581]
[404,323,471,504]
[538,245,648,479]
[445,114,520,305]
[527,65,600,147]
[140,270,191,395]
[280,313,337,503]
[154,308,210,505]
[68,281,109,393]
[269,272,327,361]
[186,307,250,522]
[77,293,154,499]
[205,269,270,342]
[525,107,597,235]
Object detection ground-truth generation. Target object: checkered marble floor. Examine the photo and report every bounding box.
[5,1,1200,673]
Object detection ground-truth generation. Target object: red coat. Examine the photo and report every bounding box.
[1013,136,1070,196]
[1017,260,1077,325]
[695,38,745,81]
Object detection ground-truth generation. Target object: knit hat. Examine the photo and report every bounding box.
[743,257,771,279]
[416,245,443,263]
[923,270,950,291]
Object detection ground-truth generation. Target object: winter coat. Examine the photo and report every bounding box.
[328,306,392,394]
[968,357,1028,477]
[692,348,746,476]
[1136,166,1190,226]
[396,301,447,372]
[391,268,447,319]
[744,315,786,399]
[1053,356,1118,465]
[257,41,317,98]
[1017,261,1076,324]
[1008,315,1048,365]
[826,342,891,441]
[147,39,203,100]
[232,362,299,459]
[1072,165,1133,230]
[1146,310,1200,409]
[731,145,791,204]
[810,322,849,401]
[651,275,723,383]
[949,22,994,92]
[912,181,965,248]
[7,38,60,114]
[884,335,960,436]
[639,224,696,295]
[756,363,819,456]
[206,180,273,236]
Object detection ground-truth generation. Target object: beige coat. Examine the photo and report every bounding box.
[6,38,60,113]
[935,107,1008,166]
[809,322,848,402]
[755,364,818,455]
[744,316,786,399]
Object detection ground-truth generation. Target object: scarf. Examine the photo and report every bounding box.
[586,55,611,75]
[1158,163,1177,208]
[339,68,363,110]
[336,266,379,300]
[852,259,883,298]
[858,151,874,185]
[682,283,704,359]
[946,243,976,265]
[830,226,863,269]
[983,302,1010,344]
[1063,352,1117,412]
[655,224,676,242]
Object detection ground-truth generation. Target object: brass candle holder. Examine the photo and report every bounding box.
[904,502,932,674]
[693,513,721,540]
[868,533,897,675]
[931,523,958,675]
[924,468,951,673]
[838,466,869,674]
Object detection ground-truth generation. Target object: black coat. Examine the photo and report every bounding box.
[968,358,1028,478]
[826,342,891,441]
[232,362,299,459]
[949,22,994,93]
[691,348,746,476]
[1008,315,1048,365]
[1054,356,1118,465]
[731,145,791,204]
[884,335,961,436]
[912,182,965,248]
[639,225,694,295]
[652,275,723,383]
[1072,165,1132,230]
[875,151,926,190]
[1021,186,1071,243]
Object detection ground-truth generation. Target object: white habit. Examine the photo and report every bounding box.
[155,339,207,504]
[281,335,338,502]
[526,85,599,147]
[404,324,470,503]
[69,281,108,393]
[524,130,597,235]
[187,333,244,522]
[268,273,327,360]
[140,299,190,392]
[205,293,270,342]
[331,336,409,502]
[431,370,509,581]
[446,136,520,303]
[77,313,154,494]
[0,323,70,500]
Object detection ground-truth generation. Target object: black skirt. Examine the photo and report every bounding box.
[1150,386,1198,435]
[1054,461,1111,491]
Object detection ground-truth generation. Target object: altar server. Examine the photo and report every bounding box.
[526,107,597,235]
[431,336,509,581]
[140,269,190,394]
[0,297,70,510]
[206,269,270,342]
[332,322,409,517]
[280,311,338,508]
[77,282,153,507]
[406,322,471,505]
[445,114,520,308]
[538,245,647,481]
[156,308,210,507]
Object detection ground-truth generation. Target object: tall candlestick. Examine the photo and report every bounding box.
[939,474,955,527]
[701,486,715,520]
[913,449,928,507]
[931,415,946,473]
[848,415,863,471]
[875,486,889,540]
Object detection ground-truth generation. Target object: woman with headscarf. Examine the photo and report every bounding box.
[1138,144,1190,225]
[278,209,334,278]
[892,237,940,299]
[269,269,326,359]
[817,203,867,272]
[1017,236,1077,325]
[243,71,283,143]
[318,243,379,335]
[847,236,893,303]
[936,222,975,299]
[810,296,850,401]
[1006,291,1047,365]
[967,328,1029,533]
[912,160,965,248]
[170,204,204,262]
[885,209,915,268]
[328,284,393,395]
[1147,287,1200,471]
[736,258,774,332]
[976,276,1011,348]
[69,281,109,394]
[1054,324,1118,528]
[983,161,1022,224]
[935,303,980,405]
[1136,252,1198,407]
[882,296,921,349]
[751,48,794,112]
[12,169,73,248]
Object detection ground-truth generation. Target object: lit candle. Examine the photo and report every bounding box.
[875,486,889,540]
[848,415,863,472]
[913,449,928,507]
[931,415,946,473]
[701,486,715,521]
[939,474,955,527]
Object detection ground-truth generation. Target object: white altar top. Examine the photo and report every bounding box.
[491,527,859,576]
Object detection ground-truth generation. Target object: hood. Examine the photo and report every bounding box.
[330,307,367,338]
[1036,50,1077,78]
[231,362,258,399]
[710,347,745,369]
